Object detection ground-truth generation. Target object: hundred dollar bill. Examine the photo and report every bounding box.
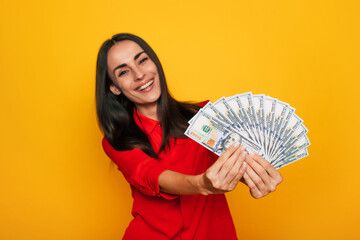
[199,101,251,140]
[184,93,309,168]
[212,97,255,142]
[271,124,308,162]
[271,134,310,165]
[185,110,264,156]
[268,106,296,158]
[252,94,266,148]
[274,148,309,169]
[263,96,277,156]
[246,93,262,144]
[188,101,213,124]
[226,93,259,145]
[268,100,289,156]
[269,111,302,159]
[202,101,235,125]
[235,92,262,145]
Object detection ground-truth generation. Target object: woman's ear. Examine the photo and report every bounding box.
[110,84,121,95]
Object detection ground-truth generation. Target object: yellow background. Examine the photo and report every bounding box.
[1,0,359,239]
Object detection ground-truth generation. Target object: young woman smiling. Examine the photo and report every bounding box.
[96,33,283,239]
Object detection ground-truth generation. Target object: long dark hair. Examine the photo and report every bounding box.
[96,33,199,158]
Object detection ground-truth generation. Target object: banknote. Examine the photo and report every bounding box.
[274,148,309,169]
[268,106,296,158]
[271,135,310,166]
[264,96,277,156]
[269,113,303,160]
[185,93,309,168]
[226,94,259,145]
[213,97,255,142]
[185,110,264,156]
[236,92,262,145]
[268,100,289,157]
[202,101,241,131]
[252,94,266,146]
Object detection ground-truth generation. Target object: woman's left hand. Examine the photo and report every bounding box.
[242,151,283,199]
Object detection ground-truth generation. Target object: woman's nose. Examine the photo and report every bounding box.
[134,67,145,80]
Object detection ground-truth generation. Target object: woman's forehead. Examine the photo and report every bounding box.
[107,40,144,66]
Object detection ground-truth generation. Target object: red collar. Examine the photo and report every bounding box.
[133,108,160,135]
[133,101,209,136]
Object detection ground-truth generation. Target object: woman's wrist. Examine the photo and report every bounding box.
[187,174,212,195]
[159,170,212,195]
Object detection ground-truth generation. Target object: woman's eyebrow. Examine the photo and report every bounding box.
[134,51,145,60]
[112,51,146,75]
[113,64,126,75]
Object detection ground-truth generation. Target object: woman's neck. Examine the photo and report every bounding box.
[135,102,159,121]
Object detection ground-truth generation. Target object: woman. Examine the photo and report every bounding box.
[96,33,283,239]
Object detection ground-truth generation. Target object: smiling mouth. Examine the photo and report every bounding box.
[137,79,154,91]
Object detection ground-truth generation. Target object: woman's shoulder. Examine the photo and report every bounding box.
[102,137,149,161]
[102,137,111,149]
[102,137,128,156]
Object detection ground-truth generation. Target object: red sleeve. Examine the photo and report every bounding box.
[102,138,176,199]
[196,100,210,107]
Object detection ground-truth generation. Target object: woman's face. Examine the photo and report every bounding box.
[107,40,161,107]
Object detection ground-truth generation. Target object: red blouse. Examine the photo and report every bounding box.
[102,105,238,240]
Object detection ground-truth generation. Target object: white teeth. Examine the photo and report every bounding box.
[138,80,154,91]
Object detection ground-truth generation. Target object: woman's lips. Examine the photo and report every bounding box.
[136,79,154,91]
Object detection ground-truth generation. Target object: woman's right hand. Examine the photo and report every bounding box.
[200,143,248,195]
[158,143,247,196]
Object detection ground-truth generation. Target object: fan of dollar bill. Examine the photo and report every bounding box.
[185,92,310,169]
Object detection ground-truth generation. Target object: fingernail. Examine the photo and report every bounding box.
[248,150,255,156]
[242,161,247,169]
[241,151,247,158]
[234,142,240,148]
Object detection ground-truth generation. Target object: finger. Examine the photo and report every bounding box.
[229,158,247,187]
[225,151,247,184]
[209,142,241,172]
[245,155,272,187]
[243,172,262,198]
[218,146,246,181]
[248,151,282,180]
[244,163,268,192]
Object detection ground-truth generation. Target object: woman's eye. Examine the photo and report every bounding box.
[139,57,148,64]
[118,70,128,77]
